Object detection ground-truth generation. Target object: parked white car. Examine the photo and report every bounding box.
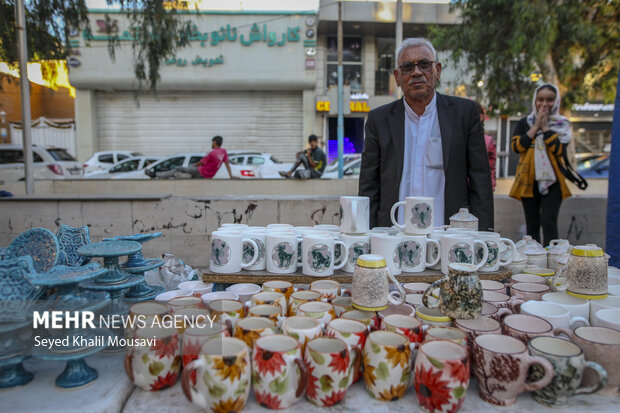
[84,156,162,179]
[321,158,361,179]
[222,151,293,179]
[82,151,141,174]
[0,144,84,183]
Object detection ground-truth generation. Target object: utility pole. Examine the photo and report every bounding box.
[337,1,344,178]
[15,0,34,194]
[395,0,403,99]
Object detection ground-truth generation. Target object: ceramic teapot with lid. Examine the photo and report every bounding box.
[516,235,548,267]
[422,263,483,319]
[547,239,572,269]
[449,208,479,230]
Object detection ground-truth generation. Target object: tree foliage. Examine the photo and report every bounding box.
[429,0,619,115]
[0,0,193,91]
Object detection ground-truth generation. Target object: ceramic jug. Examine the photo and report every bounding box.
[351,254,406,311]
[422,263,483,319]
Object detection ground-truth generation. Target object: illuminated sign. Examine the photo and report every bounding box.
[572,103,614,112]
[316,101,370,113]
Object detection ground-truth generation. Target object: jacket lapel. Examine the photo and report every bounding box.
[389,98,405,179]
[436,93,454,176]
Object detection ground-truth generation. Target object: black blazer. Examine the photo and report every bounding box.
[358,93,494,231]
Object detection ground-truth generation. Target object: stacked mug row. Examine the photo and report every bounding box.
[209,223,517,276]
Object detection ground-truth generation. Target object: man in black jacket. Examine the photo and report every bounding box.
[359,38,493,230]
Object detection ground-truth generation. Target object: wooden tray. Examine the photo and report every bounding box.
[202,268,511,285]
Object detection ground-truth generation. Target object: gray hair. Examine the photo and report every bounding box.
[395,38,437,68]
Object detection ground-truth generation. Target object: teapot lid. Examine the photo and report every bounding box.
[547,239,572,253]
[449,208,479,223]
[357,254,386,268]
[518,236,547,255]
[571,245,604,258]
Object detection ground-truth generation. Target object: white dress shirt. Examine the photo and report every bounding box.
[398,93,446,226]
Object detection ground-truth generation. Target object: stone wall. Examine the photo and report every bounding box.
[0,194,607,269]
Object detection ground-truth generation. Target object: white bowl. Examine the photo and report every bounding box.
[225,283,262,304]
[201,291,240,304]
[154,289,191,304]
[178,280,214,295]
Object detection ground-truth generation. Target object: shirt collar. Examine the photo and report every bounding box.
[404,92,437,120]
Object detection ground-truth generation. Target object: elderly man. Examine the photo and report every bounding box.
[359,37,494,230]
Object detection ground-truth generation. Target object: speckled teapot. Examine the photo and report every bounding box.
[422,263,483,319]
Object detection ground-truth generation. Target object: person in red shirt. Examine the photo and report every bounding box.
[148,136,233,179]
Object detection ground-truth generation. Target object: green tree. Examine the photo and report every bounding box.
[429,0,619,114]
[0,0,192,91]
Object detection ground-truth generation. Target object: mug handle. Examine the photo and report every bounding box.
[334,240,349,270]
[472,240,489,270]
[349,346,362,388]
[240,238,259,268]
[425,239,441,267]
[124,351,134,383]
[181,358,208,408]
[498,238,517,266]
[496,307,513,321]
[390,201,406,229]
[386,271,406,305]
[522,355,554,392]
[294,357,308,398]
[224,319,234,337]
[553,327,572,339]
[508,297,524,313]
[422,276,447,309]
[569,316,590,329]
[574,360,608,395]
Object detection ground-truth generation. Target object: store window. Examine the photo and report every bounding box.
[375,38,395,96]
[326,36,362,92]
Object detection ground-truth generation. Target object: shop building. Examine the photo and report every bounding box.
[69,8,319,161]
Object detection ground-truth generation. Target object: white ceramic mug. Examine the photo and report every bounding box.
[475,231,517,272]
[390,196,434,235]
[265,232,299,274]
[520,300,590,331]
[589,295,620,324]
[440,234,488,274]
[370,233,404,276]
[398,234,440,273]
[210,230,258,273]
[340,233,370,273]
[592,308,620,331]
[542,292,590,320]
[339,196,370,234]
[301,233,347,277]
[242,230,267,271]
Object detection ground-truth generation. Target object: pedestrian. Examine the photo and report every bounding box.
[147,135,233,179]
[359,37,493,230]
[281,134,327,179]
[475,101,497,191]
[509,84,574,246]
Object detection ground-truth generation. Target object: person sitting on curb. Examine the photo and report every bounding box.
[146,135,233,179]
[280,134,326,179]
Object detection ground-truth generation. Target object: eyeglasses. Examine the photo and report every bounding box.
[398,60,436,74]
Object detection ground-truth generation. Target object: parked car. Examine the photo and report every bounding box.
[321,158,361,179]
[84,156,162,179]
[0,144,83,183]
[578,155,609,178]
[223,151,293,178]
[324,154,362,173]
[82,151,141,174]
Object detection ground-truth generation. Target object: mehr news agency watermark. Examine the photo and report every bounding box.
[32,310,217,349]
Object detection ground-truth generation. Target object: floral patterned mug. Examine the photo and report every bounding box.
[304,337,361,407]
[326,318,368,383]
[282,316,323,353]
[252,334,308,409]
[363,330,414,402]
[288,290,322,316]
[414,340,470,413]
[182,323,229,366]
[181,337,252,413]
[233,317,277,349]
[125,326,181,391]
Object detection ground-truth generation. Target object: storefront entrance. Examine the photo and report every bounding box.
[326,117,365,162]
